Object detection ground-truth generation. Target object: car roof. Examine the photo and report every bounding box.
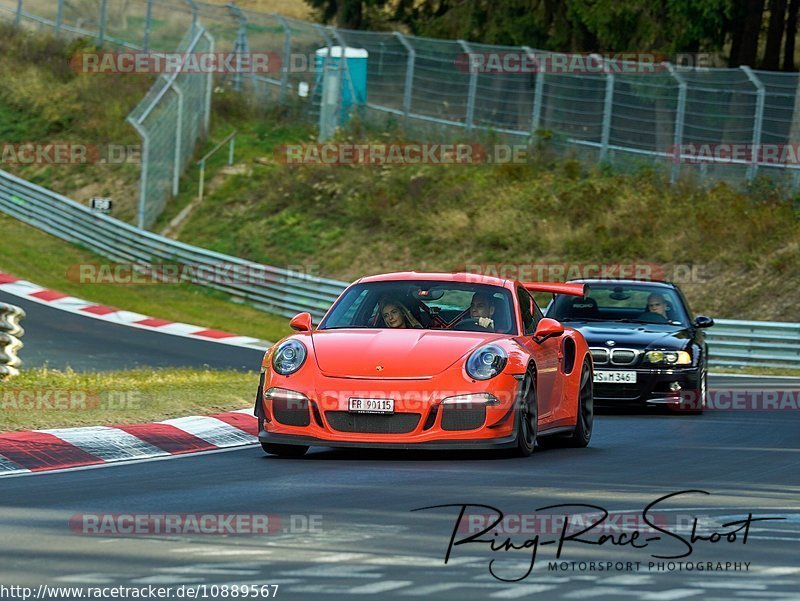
[568,278,677,289]
[357,271,511,287]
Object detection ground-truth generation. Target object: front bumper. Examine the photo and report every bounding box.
[258,430,518,450]
[592,366,701,405]
[259,372,523,447]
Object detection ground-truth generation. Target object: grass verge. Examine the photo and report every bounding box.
[0,214,293,342]
[0,367,257,433]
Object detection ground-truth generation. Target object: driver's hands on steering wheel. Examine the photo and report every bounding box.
[477,317,494,329]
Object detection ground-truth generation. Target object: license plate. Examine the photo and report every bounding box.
[348,398,394,414]
[594,370,637,384]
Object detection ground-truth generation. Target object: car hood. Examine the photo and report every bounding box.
[310,329,501,378]
[564,321,691,351]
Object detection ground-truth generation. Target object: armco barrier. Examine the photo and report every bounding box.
[0,169,346,321]
[0,167,798,368]
[0,301,25,379]
[706,319,800,370]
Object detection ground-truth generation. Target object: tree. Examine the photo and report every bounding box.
[763,0,788,69]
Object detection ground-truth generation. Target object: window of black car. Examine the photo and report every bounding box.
[547,285,689,326]
[320,281,518,333]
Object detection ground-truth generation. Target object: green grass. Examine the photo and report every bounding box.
[0,214,293,342]
[0,367,256,432]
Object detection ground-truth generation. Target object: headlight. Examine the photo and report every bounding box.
[271,340,307,375]
[465,344,507,380]
[644,350,691,365]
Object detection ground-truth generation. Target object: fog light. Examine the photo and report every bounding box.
[669,381,682,392]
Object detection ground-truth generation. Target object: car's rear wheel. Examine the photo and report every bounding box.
[514,369,537,457]
[563,357,593,447]
[260,442,309,458]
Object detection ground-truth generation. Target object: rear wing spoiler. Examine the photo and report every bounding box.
[522,282,587,297]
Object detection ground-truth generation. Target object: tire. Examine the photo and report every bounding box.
[514,369,538,457]
[260,442,309,458]
[563,357,593,447]
[683,363,707,415]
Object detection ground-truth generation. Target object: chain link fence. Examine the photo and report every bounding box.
[179,4,800,193]
[0,0,213,229]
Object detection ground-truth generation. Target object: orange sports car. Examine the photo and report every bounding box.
[254,272,593,457]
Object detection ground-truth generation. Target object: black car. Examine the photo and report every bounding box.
[546,279,714,412]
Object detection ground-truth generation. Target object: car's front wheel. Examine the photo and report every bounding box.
[514,369,538,457]
[260,442,309,458]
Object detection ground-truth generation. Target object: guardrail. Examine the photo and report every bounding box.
[0,169,347,322]
[0,302,25,379]
[706,319,800,370]
[0,168,798,367]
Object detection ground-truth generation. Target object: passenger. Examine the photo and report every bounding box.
[379,298,423,329]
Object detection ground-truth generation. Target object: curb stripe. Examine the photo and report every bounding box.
[39,426,166,462]
[160,416,257,448]
[0,454,29,474]
[0,431,103,471]
[81,305,118,316]
[115,423,217,455]
[30,290,69,302]
[210,411,259,436]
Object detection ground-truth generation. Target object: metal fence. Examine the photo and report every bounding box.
[0,0,214,229]
[177,4,800,192]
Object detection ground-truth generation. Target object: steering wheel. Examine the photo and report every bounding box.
[453,317,493,332]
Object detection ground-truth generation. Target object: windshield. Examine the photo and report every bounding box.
[319,280,517,334]
[547,284,689,326]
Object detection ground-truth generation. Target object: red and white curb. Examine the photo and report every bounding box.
[0,409,258,476]
[0,271,270,350]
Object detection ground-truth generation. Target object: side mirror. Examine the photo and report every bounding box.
[693,315,714,329]
[289,312,312,332]
[533,317,564,342]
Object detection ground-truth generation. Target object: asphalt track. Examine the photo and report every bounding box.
[0,374,798,600]
[0,290,263,372]
[1,289,799,599]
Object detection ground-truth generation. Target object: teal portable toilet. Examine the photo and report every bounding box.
[315,46,368,125]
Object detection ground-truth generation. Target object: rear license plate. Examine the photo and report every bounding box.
[348,398,394,414]
[594,370,637,384]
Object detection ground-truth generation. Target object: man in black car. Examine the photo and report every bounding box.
[639,293,670,323]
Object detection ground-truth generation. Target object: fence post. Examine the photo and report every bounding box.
[593,53,615,162]
[14,0,22,27]
[459,40,477,133]
[394,32,415,126]
[203,29,214,136]
[741,66,765,182]
[128,118,150,229]
[185,0,198,35]
[665,62,687,184]
[143,0,153,52]
[227,3,250,92]
[523,46,544,133]
[55,0,63,34]
[315,24,337,141]
[98,0,108,45]
[172,86,183,196]
[274,14,292,104]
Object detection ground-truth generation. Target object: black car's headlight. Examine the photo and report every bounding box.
[466,344,507,380]
[272,340,308,375]
[644,350,691,365]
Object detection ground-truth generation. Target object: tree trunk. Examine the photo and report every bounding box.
[337,0,363,29]
[784,0,799,70]
[730,0,765,66]
[763,0,787,69]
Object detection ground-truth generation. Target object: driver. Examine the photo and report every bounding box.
[469,292,496,330]
[638,293,670,323]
